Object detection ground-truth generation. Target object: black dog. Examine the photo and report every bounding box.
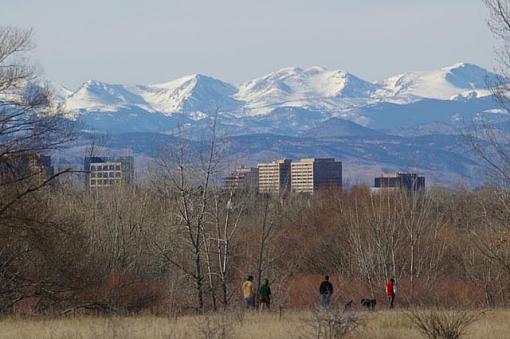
[344,300,354,311]
[360,298,376,310]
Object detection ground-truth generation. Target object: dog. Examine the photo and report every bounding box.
[344,299,354,311]
[360,298,376,310]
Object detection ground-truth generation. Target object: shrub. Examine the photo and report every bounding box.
[302,307,361,339]
[406,309,483,339]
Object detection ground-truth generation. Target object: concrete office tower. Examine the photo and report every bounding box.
[84,156,134,188]
[374,172,425,192]
[0,153,54,184]
[224,166,259,190]
[291,158,342,193]
[258,159,292,194]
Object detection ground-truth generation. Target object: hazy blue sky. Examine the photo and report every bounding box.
[2,0,497,89]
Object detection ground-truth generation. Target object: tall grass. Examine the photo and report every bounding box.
[0,309,509,339]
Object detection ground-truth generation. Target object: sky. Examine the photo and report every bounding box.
[2,0,498,90]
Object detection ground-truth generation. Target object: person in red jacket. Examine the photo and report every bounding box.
[386,278,396,309]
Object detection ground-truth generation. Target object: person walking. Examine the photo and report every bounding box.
[319,275,334,309]
[386,278,396,309]
[242,275,256,309]
[258,278,272,311]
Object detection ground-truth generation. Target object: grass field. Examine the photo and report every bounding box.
[0,309,509,338]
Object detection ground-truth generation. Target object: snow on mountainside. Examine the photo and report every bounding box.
[48,82,73,103]
[66,80,150,112]
[375,63,497,101]
[135,74,242,115]
[236,66,379,115]
[60,63,502,134]
[65,74,241,117]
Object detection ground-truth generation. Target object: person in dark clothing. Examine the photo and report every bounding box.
[258,278,271,310]
[319,275,334,309]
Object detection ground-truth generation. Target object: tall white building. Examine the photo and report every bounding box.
[257,159,291,194]
[84,156,134,188]
[291,158,342,193]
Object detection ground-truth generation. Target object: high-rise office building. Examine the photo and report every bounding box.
[84,156,134,188]
[374,172,425,192]
[291,158,342,193]
[257,159,292,194]
[224,166,259,190]
[0,153,54,184]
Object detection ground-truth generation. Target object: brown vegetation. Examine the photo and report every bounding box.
[3,6,510,330]
[0,309,510,339]
[3,183,510,315]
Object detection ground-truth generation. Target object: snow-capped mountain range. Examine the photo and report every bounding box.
[49,62,510,187]
[57,62,501,135]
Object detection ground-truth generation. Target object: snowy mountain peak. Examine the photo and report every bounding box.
[84,79,104,87]
[304,65,328,73]
[143,73,240,114]
[442,62,486,72]
[60,62,500,127]
[65,80,148,112]
[153,73,217,88]
[376,63,496,100]
[235,66,378,114]
[442,62,498,89]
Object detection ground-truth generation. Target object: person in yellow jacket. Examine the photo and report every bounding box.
[242,275,256,309]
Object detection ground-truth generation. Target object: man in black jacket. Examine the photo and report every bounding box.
[319,275,334,309]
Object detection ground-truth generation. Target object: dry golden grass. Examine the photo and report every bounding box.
[0,309,509,339]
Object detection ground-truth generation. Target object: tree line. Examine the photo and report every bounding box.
[4,1,510,313]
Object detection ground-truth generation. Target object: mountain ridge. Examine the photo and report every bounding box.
[53,62,504,136]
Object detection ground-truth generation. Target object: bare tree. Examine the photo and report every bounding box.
[399,189,447,304]
[345,189,403,298]
[207,188,245,309]
[0,26,74,216]
[0,26,75,313]
[153,116,222,313]
[486,0,510,103]
[254,194,279,293]
[460,1,510,293]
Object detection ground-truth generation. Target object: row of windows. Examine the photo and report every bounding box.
[91,171,122,178]
[90,164,121,171]
[259,189,282,193]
